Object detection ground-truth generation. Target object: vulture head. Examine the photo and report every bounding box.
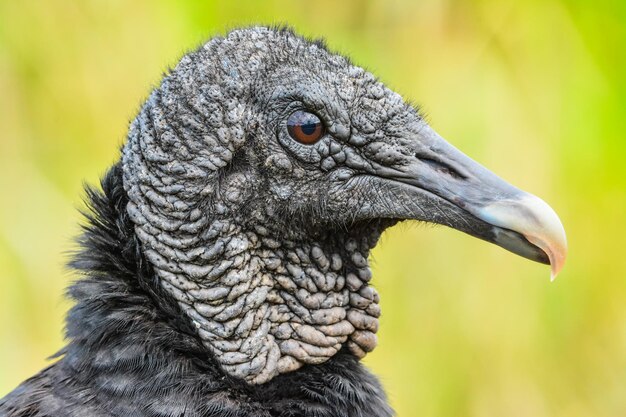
[122,27,567,385]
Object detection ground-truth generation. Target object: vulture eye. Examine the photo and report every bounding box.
[287,110,324,144]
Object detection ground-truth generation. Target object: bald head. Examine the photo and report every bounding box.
[122,27,566,384]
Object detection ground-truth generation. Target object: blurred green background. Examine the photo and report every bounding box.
[1,1,625,416]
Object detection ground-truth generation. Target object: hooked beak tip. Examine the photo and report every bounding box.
[479,194,567,280]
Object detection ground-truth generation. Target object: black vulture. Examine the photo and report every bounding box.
[0,27,567,417]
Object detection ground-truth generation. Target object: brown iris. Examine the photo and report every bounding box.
[287,110,324,144]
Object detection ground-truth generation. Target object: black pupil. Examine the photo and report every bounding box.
[301,121,317,135]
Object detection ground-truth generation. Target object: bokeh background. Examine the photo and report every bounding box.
[1,1,625,416]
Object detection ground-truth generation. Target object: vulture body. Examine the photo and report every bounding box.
[0,27,566,417]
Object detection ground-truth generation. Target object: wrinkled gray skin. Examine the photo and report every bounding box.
[122,27,500,385]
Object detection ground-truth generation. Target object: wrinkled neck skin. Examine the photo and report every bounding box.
[151,212,388,379]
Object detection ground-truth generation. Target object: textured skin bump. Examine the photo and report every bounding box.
[121,27,406,384]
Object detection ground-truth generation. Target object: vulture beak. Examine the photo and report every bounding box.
[477,194,567,280]
[375,123,568,279]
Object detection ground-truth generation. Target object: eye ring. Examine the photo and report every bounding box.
[287,110,325,145]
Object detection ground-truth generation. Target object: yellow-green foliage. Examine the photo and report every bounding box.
[1,1,625,416]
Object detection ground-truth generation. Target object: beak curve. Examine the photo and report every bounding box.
[478,194,567,280]
[370,123,568,279]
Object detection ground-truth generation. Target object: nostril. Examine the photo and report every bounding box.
[419,156,466,180]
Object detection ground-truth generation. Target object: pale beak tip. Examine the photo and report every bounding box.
[479,193,567,281]
[548,241,567,282]
[519,194,567,281]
